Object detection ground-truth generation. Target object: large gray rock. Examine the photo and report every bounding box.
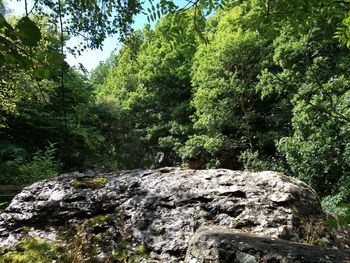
[185,227,350,263]
[0,168,349,262]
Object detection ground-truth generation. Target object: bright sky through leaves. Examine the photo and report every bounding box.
[5,0,154,71]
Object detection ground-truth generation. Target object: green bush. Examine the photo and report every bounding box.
[321,176,350,226]
[0,142,60,185]
[0,144,28,184]
[15,143,60,185]
[238,150,268,172]
[322,195,350,224]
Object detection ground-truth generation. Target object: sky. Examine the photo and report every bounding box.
[5,0,155,72]
[64,13,152,72]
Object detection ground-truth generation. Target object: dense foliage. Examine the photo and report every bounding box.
[92,0,350,218]
[1,0,350,220]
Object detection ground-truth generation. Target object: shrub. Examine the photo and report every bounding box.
[238,150,268,172]
[15,143,60,185]
[0,144,28,184]
[321,176,350,226]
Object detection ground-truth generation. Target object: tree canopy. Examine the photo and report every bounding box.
[1,0,350,223]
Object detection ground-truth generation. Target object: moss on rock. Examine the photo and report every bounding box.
[0,237,72,263]
[71,177,108,189]
[112,241,150,262]
[88,214,112,226]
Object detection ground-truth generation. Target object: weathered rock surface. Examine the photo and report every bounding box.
[0,168,349,262]
[185,227,350,263]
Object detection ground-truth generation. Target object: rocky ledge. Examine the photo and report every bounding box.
[0,168,349,262]
[186,227,350,263]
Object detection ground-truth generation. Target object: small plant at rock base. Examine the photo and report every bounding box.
[135,245,147,255]
[321,187,350,227]
[298,217,327,247]
[66,221,94,263]
[57,219,105,262]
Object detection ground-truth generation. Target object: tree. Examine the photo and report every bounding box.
[330,0,350,46]
[0,15,107,184]
[93,11,203,168]
[256,0,350,206]
[180,1,304,169]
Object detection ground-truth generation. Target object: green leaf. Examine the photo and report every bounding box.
[33,65,51,79]
[3,51,17,64]
[0,35,12,50]
[0,52,5,66]
[2,49,32,67]
[46,52,65,65]
[16,17,42,46]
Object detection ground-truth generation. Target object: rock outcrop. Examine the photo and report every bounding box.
[185,227,350,263]
[0,168,349,262]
